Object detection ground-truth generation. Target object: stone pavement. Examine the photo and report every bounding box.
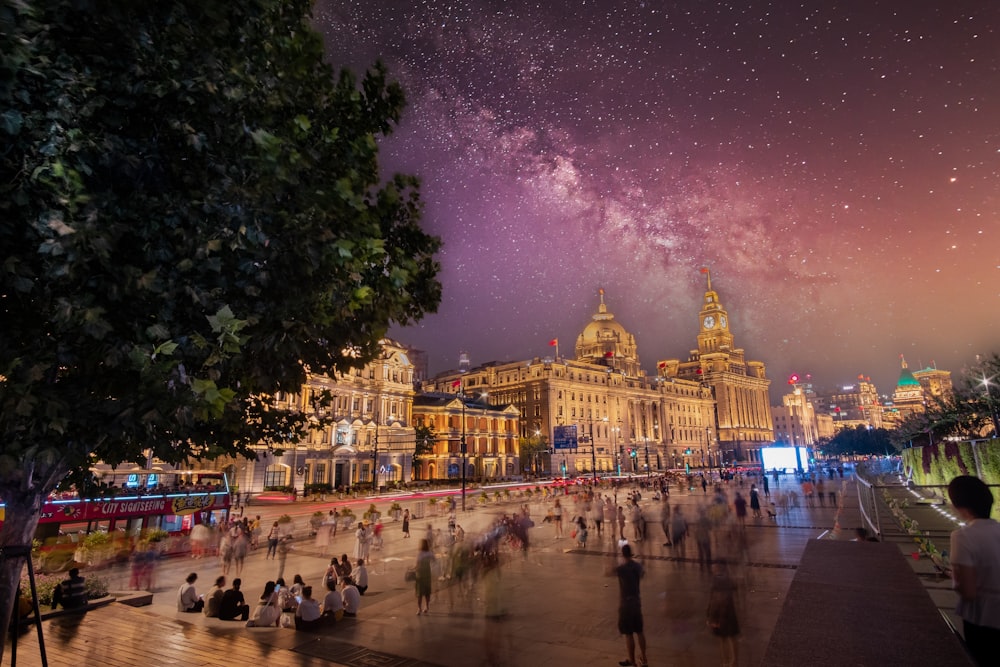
[7,474,952,667]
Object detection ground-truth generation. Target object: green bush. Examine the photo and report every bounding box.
[22,573,110,607]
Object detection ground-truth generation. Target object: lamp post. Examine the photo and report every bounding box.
[460,394,467,512]
[588,420,598,483]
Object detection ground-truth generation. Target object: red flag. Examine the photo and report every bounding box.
[604,351,614,358]
[696,368,703,374]
[700,267,709,274]
[549,338,558,346]
[451,379,461,388]
[657,361,667,369]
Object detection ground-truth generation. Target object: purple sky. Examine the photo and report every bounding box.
[315,1,999,400]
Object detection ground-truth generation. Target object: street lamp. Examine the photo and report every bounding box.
[460,393,467,512]
[588,420,598,483]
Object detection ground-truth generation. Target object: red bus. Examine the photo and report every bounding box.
[0,469,231,561]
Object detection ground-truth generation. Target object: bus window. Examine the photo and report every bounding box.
[161,515,184,533]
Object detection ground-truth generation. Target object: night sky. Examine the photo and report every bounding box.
[315,1,999,399]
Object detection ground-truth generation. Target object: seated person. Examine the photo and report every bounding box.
[51,568,87,610]
[294,586,323,631]
[248,581,280,627]
[176,572,204,613]
[355,559,368,595]
[204,576,226,617]
[341,577,361,617]
[219,578,250,621]
[321,579,344,622]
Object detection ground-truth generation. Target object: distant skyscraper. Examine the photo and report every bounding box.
[458,351,470,372]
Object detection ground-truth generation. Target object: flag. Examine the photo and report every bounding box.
[549,338,558,347]
[451,379,461,388]
[604,351,614,358]
[657,361,667,369]
[700,267,709,274]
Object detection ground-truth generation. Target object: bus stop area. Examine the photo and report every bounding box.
[4,474,977,667]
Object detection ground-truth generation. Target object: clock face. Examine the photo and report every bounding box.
[703,315,715,329]
[720,316,727,329]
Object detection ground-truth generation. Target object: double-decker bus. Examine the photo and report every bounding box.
[0,469,232,552]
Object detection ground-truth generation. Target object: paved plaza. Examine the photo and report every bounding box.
[5,474,962,666]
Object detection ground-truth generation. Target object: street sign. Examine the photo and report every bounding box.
[553,425,578,450]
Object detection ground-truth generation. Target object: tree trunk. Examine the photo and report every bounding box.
[0,490,46,663]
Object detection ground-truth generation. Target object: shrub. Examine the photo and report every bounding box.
[23,573,110,607]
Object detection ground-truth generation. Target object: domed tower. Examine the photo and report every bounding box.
[574,289,641,376]
[891,355,925,420]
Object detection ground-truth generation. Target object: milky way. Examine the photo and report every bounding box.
[314,1,999,398]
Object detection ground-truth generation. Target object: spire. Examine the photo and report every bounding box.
[598,287,607,314]
[700,266,712,291]
[900,354,908,370]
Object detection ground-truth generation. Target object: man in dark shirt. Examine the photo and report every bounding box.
[51,568,87,610]
[218,578,250,621]
[609,545,647,667]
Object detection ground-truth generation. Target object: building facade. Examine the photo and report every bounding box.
[411,393,520,481]
[658,269,773,464]
[426,291,718,475]
[219,338,418,496]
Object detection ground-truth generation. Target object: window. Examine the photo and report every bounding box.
[264,465,286,488]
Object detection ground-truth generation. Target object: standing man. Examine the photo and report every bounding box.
[607,544,648,667]
[947,475,1000,666]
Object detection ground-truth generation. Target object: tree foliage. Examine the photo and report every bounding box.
[0,0,440,642]
[826,425,892,456]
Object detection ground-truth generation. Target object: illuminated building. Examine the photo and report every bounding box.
[771,385,818,448]
[411,393,520,481]
[425,291,717,475]
[657,269,773,464]
[218,338,418,495]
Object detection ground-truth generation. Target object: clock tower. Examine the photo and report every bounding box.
[697,268,735,354]
[657,267,774,465]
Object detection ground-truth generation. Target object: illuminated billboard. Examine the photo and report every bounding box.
[760,446,811,473]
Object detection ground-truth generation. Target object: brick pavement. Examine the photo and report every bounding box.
[7,475,941,667]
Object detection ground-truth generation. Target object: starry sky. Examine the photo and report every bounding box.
[314,1,999,400]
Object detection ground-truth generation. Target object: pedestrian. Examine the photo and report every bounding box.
[670,506,688,558]
[762,475,770,499]
[553,499,564,539]
[750,485,762,519]
[402,508,411,538]
[232,525,249,576]
[275,534,293,580]
[335,553,353,584]
[733,492,747,527]
[693,509,713,571]
[415,538,436,615]
[947,475,1000,666]
[706,561,740,667]
[607,544,648,667]
[616,505,627,541]
[266,521,280,559]
[342,577,361,617]
[659,498,672,546]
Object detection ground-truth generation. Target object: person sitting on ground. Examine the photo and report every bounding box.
[51,568,87,610]
[248,581,281,627]
[341,577,361,617]
[335,554,352,584]
[176,572,204,613]
[219,578,250,621]
[203,575,226,617]
[294,586,323,632]
[321,579,344,622]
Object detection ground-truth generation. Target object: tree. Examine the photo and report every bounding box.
[411,423,436,480]
[0,0,440,645]
[519,433,549,476]
[826,425,892,457]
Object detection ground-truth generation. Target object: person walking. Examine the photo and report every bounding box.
[750,485,762,519]
[552,499,564,539]
[707,561,740,667]
[414,538,436,615]
[607,544,648,667]
[265,521,280,559]
[947,475,1000,666]
[402,508,411,538]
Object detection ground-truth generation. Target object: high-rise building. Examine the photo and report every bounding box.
[657,269,773,464]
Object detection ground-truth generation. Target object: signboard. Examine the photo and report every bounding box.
[553,425,578,450]
[32,494,221,524]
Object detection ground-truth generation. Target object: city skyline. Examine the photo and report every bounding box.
[316,2,999,396]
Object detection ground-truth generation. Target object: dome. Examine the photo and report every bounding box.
[574,290,639,372]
